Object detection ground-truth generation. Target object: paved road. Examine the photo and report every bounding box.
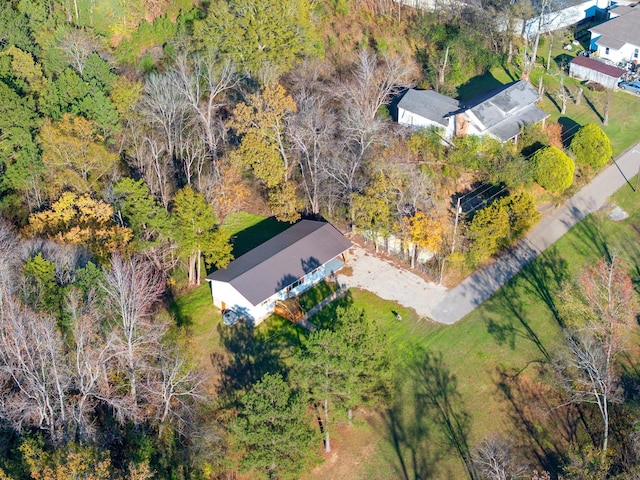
[429,144,640,324]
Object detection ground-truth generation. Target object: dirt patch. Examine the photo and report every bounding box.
[309,411,383,480]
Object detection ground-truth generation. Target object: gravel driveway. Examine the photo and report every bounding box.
[337,246,447,319]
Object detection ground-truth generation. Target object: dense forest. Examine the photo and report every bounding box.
[0,0,637,478]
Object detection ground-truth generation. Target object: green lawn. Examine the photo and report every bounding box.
[457,58,640,157]
[353,182,640,478]
[221,211,292,258]
[172,181,640,479]
[174,182,640,477]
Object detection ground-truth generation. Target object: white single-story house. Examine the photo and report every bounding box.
[398,80,549,143]
[589,3,640,64]
[205,220,352,325]
[569,56,626,88]
[397,89,461,139]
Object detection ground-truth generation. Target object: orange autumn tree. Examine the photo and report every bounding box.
[28,192,132,262]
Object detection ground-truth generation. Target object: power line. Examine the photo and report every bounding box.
[457,88,640,217]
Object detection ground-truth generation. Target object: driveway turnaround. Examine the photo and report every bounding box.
[429,144,640,324]
[337,246,447,318]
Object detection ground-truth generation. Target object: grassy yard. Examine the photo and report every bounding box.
[332,182,640,478]
[456,54,640,157]
[173,186,640,477]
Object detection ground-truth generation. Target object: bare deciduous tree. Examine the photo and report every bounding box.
[126,123,176,209]
[0,220,20,309]
[66,292,117,440]
[102,254,167,422]
[172,53,238,168]
[337,48,416,123]
[145,344,205,434]
[139,71,188,160]
[554,330,621,454]
[472,435,528,480]
[58,28,99,75]
[287,88,335,214]
[555,254,638,453]
[0,300,71,443]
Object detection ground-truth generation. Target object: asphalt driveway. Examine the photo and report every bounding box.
[337,143,640,325]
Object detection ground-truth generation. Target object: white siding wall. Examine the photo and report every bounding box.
[208,262,340,326]
[517,0,600,37]
[595,42,640,64]
[398,108,455,139]
[398,107,440,129]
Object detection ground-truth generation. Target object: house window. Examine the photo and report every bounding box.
[605,47,610,55]
[635,48,639,59]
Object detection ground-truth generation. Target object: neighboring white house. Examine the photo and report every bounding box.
[205,220,352,325]
[517,0,607,38]
[394,0,608,37]
[398,80,549,143]
[397,89,460,139]
[589,3,640,64]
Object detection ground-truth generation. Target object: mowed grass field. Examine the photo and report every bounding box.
[171,61,640,474]
[173,182,640,478]
[318,184,640,478]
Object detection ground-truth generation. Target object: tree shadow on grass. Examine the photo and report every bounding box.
[383,348,476,479]
[517,246,569,329]
[485,287,552,363]
[582,91,604,123]
[564,212,611,263]
[307,291,353,330]
[557,116,581,147]
[227,216,291,258]
[545,91,562,113]
[483,244,567,355]
[212,322,288,406]
[495,366,579,475]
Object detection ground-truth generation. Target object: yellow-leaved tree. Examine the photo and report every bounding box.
[28,192,132,262]
[400,211,444,269]
[38,114,119,199]
[230,83,301,222]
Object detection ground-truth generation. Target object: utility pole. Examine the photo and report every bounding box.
[439,197,463,285]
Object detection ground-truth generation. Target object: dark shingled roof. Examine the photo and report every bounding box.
[206,220,352,305]
[589,5,640,48]
[570,56,626,78]
[467,80,548,142]
[397,89,460,126]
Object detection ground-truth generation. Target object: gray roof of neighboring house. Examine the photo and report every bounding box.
[488,104,550,142]
[595,35,626,50]
[467,80,548,142]
[589,5,640,48]
[206,220,352,305]
[397,89,460,127]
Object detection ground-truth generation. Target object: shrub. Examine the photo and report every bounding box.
[532,146,575,192]
[467,191,540,264]
[504,191,540,238]
[468,201,510,263]
[569,123,612,168]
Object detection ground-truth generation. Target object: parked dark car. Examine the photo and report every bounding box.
[618,81,640,94]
